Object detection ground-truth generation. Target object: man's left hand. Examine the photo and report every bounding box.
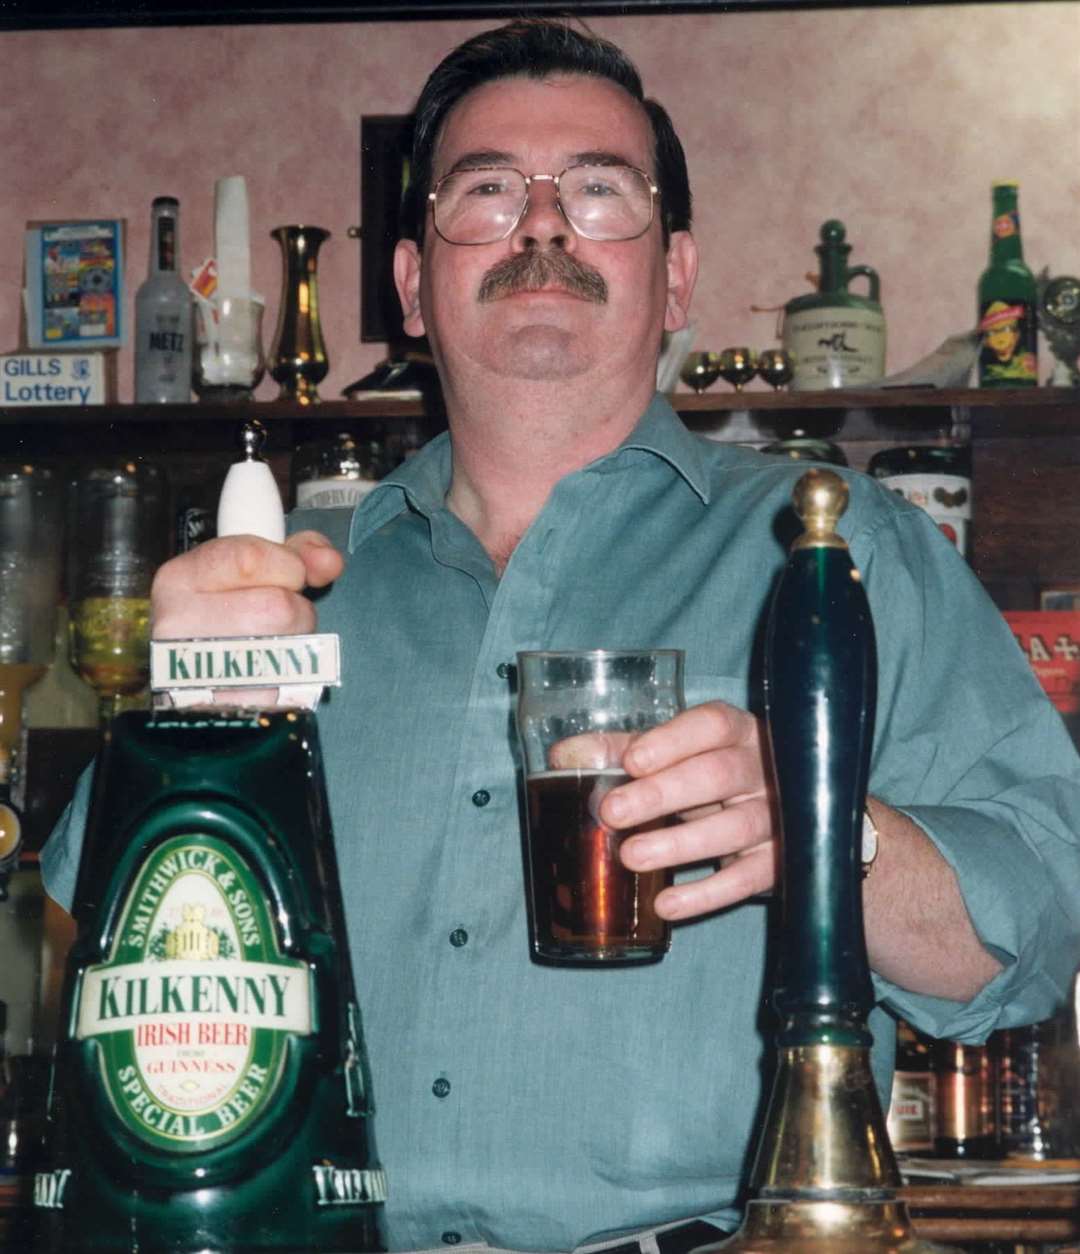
[601,699,777,919]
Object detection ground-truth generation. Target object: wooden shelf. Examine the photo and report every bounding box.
[3,387,1077,458]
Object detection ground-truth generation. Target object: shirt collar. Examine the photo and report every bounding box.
[347,391,711,553]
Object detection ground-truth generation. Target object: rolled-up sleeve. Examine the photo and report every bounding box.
[851,487,1080,1040]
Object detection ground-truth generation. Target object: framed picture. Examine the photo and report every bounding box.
[360,114,414,343]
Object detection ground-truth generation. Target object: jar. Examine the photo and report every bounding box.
[291,429,389,511]
[867,444,972,559]
[760,437,848,466]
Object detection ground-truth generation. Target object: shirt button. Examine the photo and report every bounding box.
[496,662,510,679]
[471,789,491,808]
[432,1077,451,1098]
[442,1233,462,1246]
[449,928,469,948]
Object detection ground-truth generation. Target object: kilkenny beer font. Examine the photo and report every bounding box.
[34,421,385,1253]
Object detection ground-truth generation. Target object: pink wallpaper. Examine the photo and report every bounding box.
[1,3,1078,402]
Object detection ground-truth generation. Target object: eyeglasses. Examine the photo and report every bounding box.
[428,164,659,246]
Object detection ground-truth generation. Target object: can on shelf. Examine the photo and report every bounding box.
[867,444,972,560]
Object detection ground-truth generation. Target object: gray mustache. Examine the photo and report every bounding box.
[478,249,608,304]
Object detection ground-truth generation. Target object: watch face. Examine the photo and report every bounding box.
[861,810,879,867]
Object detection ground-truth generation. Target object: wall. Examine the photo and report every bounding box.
[1,2,1077,403]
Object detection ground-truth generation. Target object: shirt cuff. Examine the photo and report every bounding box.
[871,802,1078,1041]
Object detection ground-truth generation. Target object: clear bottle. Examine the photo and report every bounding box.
[887,1018,937,1155]
[134,197,193,403]
[291,428,389,511]
[174,473,221,554]
[977,181,1038,388]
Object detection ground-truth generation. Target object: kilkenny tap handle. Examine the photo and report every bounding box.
[217,418,286,542]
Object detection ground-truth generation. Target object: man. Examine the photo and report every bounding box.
[44,19,1080,1254]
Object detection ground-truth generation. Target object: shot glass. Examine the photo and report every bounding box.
[516,648,685,965]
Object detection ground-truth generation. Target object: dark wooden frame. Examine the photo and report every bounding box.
[0,0,1012,29]
[360,114,414,344]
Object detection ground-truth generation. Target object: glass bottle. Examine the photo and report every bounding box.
[67,460,167,725]
[998,1020,1061,1160]
[887,1019,937,1156]
[174,469,224,554]
[291,428,388,511]
[134,197,193,404]
[0,464,62,897]
[977,181,1038,388]
[933,1040,999,1159]
[759,436,848,466]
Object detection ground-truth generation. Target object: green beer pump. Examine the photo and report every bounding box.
[709,470,954,1254]
[35,421,386,1253]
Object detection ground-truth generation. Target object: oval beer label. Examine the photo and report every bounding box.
[75,834,311,1153]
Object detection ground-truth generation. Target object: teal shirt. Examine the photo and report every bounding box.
[43,395,1080,1251]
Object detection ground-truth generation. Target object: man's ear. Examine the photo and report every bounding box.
[393,239,426,338]
[663,230,698,334]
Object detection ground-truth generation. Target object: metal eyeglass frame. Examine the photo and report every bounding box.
[427,164,660,245]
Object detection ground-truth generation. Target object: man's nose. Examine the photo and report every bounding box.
[511,177,575,252]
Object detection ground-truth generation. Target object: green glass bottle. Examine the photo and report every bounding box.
[34,708,385,1253]
[977,181,1038,387]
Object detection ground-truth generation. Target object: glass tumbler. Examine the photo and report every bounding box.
[516,648,685,965]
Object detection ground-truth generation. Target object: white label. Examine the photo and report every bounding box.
[784,306,886,390]
[78,959,313,1040]
[150,633,341,693]
[312,1164,388,1207]
[296,478,379,510]
[1,352,105,405]
[878,471,971,555]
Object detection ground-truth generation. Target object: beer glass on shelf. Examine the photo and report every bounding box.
[67,461,167,725]
[0,464,63,878]
[515,648,685,965]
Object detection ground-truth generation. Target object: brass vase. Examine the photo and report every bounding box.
[269,225,330,404]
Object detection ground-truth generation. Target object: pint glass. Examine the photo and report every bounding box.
[516,649,685,965]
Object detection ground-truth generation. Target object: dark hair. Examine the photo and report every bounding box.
[401,18,692,246]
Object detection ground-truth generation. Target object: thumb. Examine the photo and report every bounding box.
[286,530,346,589]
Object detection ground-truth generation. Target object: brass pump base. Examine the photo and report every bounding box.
[700,1199,953,1252]
[701,1044,959,1253]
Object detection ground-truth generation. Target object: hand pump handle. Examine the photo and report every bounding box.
[765,466,877,1045]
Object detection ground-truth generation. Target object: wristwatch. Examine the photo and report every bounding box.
[861,806,880,877]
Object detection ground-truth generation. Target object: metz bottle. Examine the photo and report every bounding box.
[135,197,193,403]
[977,181,1038,387]
[34,709,385,1253]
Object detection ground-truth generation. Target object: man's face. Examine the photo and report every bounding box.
[395,74,694,392]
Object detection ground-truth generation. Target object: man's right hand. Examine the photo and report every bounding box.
[151,530,345,704]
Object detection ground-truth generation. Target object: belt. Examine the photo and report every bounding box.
[601,1219,731,1254]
